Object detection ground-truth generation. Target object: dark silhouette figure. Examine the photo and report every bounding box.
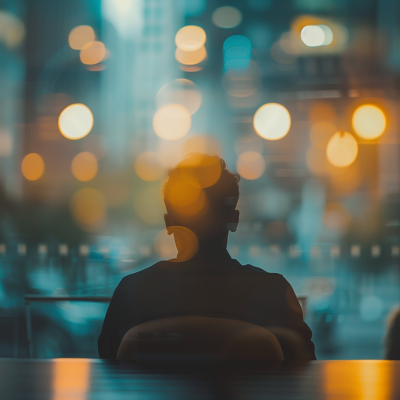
[385,307,400,360]
[98,154,316,360]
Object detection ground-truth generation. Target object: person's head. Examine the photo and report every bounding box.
[385,306,400,360]
[163,153,240,247]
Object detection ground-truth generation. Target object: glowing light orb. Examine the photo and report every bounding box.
[58,104,94,140]
[175,25,206,51]
[326,132,358,168]
[253,103,291,140]
[134,152,164,181]
[153,104,191,140]
[301,25,325,47]
[80,41,106,65]
[212,6,242,29]
[352,104,386,140]
[70,188,106,227]
[21,153,44,181]
[236,151,266,180]
[183,134,222,156]
[68,25,95,50]
[156,79,202,115]
[175,46,207,65]
[71,152,98,181]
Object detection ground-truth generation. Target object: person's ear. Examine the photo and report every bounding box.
[164,214,174,235]
[227,210,239,232]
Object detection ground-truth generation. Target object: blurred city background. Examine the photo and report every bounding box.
[0,0,399,360]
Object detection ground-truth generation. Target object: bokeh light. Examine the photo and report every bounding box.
[326,132,358,168]
[153,104,191,140]
[0,129,13,157]
[352,104,386,140]
[156,79,202,115]
[222,61,261,98]
[175,25,206,51]
[155,229,177,259]
[183,134,222,156]
[301,25,328,47]
[310,121,336,149]
[58,104,94,140]
[71,152,98,181]
[223,35,252,70]
[21,153,45,181]
[168,226,199,262]
[134,152,164,181]
[0,11,25,49]
[253,103,291,140]
[175,46,207,65]
[70,188,106,227]
[178,153,222,188]
[80,41,106,65]
[212,6,242,29]
[68,25,95,50]
[134,187,165,224]
[236,151,266,180]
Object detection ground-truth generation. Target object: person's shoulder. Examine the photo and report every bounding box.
[234,260,286,282]
[118,261,167,286]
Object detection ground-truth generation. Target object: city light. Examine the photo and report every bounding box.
[58,104,94,140]
[352,104,386,140]
[175,25,206,51]
[326,132,358,168]
[21,153,44,181]
[236,151,266,180]
[134,152,164,181]
[212,6,242,29]
[80,41,106,65]
[301,25,325,47]
[71,152,98,182]
[68,25,95,50]
[253,103,291,140]
[175,46,207,65]
[153,104,191,140]
[70,188,106,227]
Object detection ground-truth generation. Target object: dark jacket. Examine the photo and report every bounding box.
[98,248,316,359]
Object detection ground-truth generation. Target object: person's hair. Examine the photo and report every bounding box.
[385,306,400,360]
[163,153,240,237]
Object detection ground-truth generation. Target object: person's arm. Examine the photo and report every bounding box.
[98,278,127,359]
[270,277,316,360]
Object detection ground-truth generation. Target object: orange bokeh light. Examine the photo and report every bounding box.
[71,152,98,182]
[21,153,44,181]
[175,25,206,51]
[326,131,358,168]
[70,188,106,227]
[134,152,164,181]
[68,25,95,50]
[236,151,266,180]
[80,41,106,65]
[175,46,207,65]
[352,104,386,140]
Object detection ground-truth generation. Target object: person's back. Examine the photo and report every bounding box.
[98,154,316,360]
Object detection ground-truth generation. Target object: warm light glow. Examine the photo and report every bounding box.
[324,202,350,232]
[310,121,336,149]
[352,104,386,140]
[80,134,107,159]
[70,188,106,226]
[306,147,328,176]
[0,129,13,157]
[253,103,291,140]
[301,25,325,47]
[326,132,358,168]
[80,41,106,65]
[212,6,242,29]
[153,104,191,140]
[68,25,95,50]
[134,152,164,181]
[21,153,44,181]
[178,153,222,188]
[58,104,94,140]
[134,187,165,224]
[175,25,206,51]
[183,135,222,156]
[236,151,266,180]
[175,46,207,65]
[71,152,98,181]
[0,11,25,49]
[156,79,202,115]
[155,229,177,259]
[52,359,90,400]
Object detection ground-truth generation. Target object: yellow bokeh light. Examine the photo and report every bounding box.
[175,25,206,51]
[134,152,164,181]
[236,151,266,180]
[253,103,291,140]
[175,46,207,65]
[183,135,222,156]
[70,188,106,226]
[153,104,191,140]
[156,79,202,115]
[71,152,98,181]
[301,25,325,47]
[326,132,358,168]
[352,104,386,140]
[58,103,94,140]
[21,153,44,181]
[68,25,95,50]
[80,41,106,65]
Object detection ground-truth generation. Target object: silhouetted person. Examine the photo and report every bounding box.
[385,306,400,360]
[98,154,316,360]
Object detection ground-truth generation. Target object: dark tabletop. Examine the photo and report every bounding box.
[1,358,399,399]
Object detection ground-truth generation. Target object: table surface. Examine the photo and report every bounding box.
[1,359,400,399]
